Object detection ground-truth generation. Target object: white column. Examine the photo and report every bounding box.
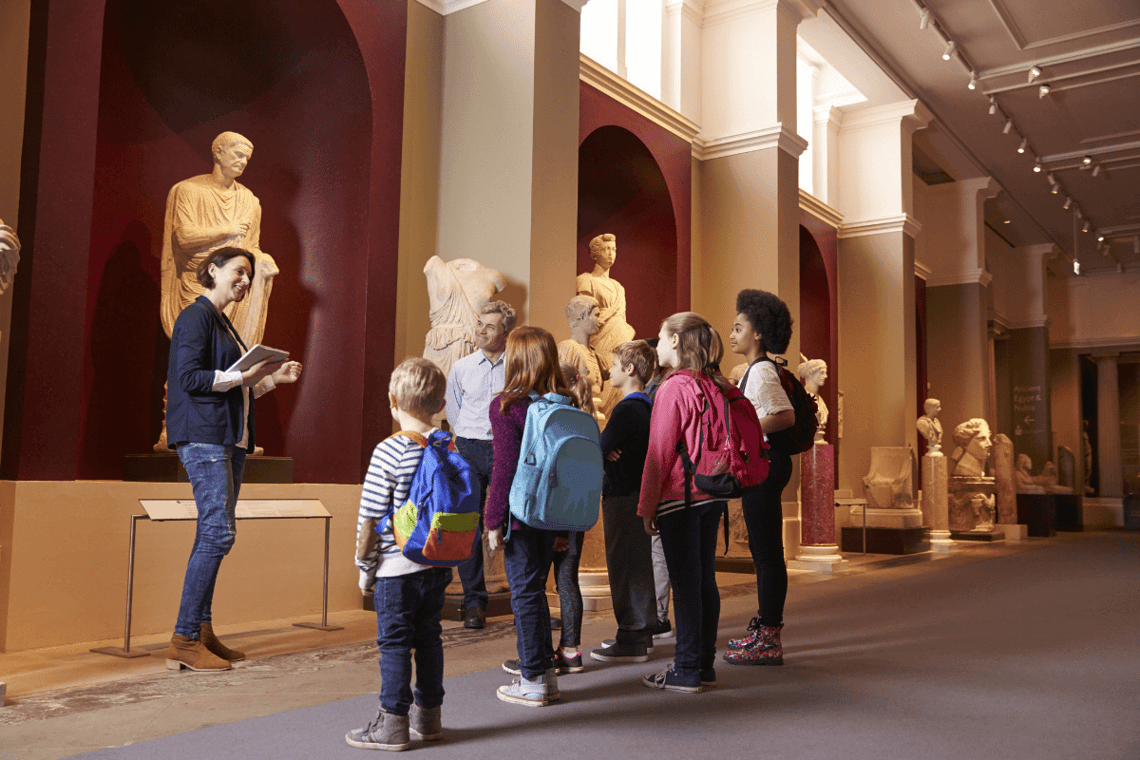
[811,105,841,207]
[661,0,704,122]
[1095,353,1123,498]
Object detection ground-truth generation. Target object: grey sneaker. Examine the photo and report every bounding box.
[409,703,441,741]
[497,670,558,707]
[346,708,411,750]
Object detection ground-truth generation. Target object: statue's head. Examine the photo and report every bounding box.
[953,418,993,463]
[566,295,601,336]
[924,398,941,417]
[212,132,254,179]
[1017,453,1032,472]
[797,358,827,389]
[588,234,617,270]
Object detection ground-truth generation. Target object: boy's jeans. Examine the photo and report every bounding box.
[174,443,246,638]
[373,567,452,715]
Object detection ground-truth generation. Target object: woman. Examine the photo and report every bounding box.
[165,246,302,672]
[638,312,732,693]
[485,327,574,707]
[725,289,795,666]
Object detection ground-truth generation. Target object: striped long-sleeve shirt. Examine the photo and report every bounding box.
[355,431,437,581]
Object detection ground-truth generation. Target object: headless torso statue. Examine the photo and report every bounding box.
[155,132,279,451]
[422,256,505,384]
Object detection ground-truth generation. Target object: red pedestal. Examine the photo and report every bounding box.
[801,443,835,546]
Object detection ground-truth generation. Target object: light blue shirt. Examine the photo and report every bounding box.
[446,350,506,440]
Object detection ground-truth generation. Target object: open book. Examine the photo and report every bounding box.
[226,344,290,374]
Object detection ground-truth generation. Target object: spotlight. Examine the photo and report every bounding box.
[989,97,998,115]
[1082,221,1090,233]
[1092,165,1101,177]
[1051,184,1059,194]
[1033,161,1042,173]
[1083,155,1092,165]
[1097,235,1105,242]
[1003,118,1013,134]
[1028,65,1042,82]
[943,41,955,61]
[1039,84,1051,98]
[1047,173,1056,185]
[1017,137,1027,154]
[1063,196,1072,209]
[968,75,978,90]
[919,8,931,30]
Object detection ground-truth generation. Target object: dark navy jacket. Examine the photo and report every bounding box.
[166,295,255,451]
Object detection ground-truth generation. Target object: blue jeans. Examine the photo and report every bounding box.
[455,437,491,611]
[373,567,452,715]
[741,449,791,626]
[503,523,556,679]
[656,501,724,677]
[174,443,246,638]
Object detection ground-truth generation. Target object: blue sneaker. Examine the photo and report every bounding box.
[642,666,703,693]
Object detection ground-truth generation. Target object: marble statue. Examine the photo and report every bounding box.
[797,356,828,443]
[576,233,635,369]
[1015,453,1058,494]
[970,492,996,531]
[916,398,943,454]
[0,218,20,294]
[557,295,616,426]
[155,132,278,452]
[949,418,994,477]
[862,446,915,509]
[422,255,505,381]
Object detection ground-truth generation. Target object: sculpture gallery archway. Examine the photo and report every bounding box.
[799,222,837,454]
[577,125,678,338]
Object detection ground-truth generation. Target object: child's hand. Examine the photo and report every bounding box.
[487,528,505,552]
[359,569,375,595]
[606,447,622,462]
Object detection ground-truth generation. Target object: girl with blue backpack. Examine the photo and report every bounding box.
[486,327,603,707]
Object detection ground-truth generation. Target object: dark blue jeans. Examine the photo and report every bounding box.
[656,501,725,677]
[373,567,452,715]
[552,531,583,649]
[503,523,556,679]
[174,443,246,638]
[741,449,791,627]
[455,437,491,611]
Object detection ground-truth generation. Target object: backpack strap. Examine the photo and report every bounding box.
[674,397,709,508]
[391,430,428,448]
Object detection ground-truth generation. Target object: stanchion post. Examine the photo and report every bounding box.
[294,516,343,632]
[91,515,150,658]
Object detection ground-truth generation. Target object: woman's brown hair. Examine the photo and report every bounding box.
[660,311,733,395]
[498,326,571,414]
[197,247,256,289]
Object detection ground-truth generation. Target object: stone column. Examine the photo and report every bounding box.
[1095,353,1123,497]
[662,0,704,123]
[922,451,951,551]
[789,443,847,572]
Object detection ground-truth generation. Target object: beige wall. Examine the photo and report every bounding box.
[393,1,444,369]
[1049,348,1084,489]
[0,481,363,652]
[836,230,917,493]
[1048,270,1140,350]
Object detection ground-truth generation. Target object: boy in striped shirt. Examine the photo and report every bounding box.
[347,358,451,752]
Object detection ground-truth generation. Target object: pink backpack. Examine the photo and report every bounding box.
[672,371,769,504]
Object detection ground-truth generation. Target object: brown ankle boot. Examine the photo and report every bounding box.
[200,623,246,661]
[165,633,232,672]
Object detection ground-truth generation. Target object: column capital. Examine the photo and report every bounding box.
[841,99,933,134]
[665,0,707,24]
[1092,351,1121,362]
[838,213,922,240]
[418,0,589,13]
[704,0,820,29]
[693,122,807,161]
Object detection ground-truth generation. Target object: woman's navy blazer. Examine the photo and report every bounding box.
[166,295,255,451]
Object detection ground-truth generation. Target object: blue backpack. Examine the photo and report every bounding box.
[380,430,481,567]
[509,393,603,533]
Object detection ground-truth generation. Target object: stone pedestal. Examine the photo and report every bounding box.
[789,444,847,572]
[1016,493,1057,537]
[921,453,952,552]
[949,476,997,534]
[849,504,924,528]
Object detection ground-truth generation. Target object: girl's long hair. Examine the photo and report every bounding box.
[660,311,733,395]
[498,326,571,414]
[560,361,596,416]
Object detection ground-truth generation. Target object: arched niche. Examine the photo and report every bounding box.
[577,126,678,338]
[800,223,837,451]
[77,0,395,482]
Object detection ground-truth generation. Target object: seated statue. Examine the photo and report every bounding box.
[1015,453,1059,494]
[862,446,915,509]
[797,357,828,444]
[576,233,635,370]
[950,418,994,477]
[917,398,943,454]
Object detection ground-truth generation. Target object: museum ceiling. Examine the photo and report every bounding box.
[820,0,1140,276]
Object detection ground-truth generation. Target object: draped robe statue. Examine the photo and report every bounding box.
[576,233,635,370]
[422,256,505,382]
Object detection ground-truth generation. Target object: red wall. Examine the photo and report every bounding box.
[578,84,691,332]
[799,214,839,470]
[4,0,407,483]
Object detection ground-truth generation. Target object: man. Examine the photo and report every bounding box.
[445,300,516,629]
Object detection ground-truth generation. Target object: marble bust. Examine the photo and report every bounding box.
[576,233,635,369]
[1015,453,1058,494]
[156,132,279,451]
[950,418,994,477]
[917,398,944,454]
[422,255,505,381]
[0,218,20,295]
[557,295,614,426]
[797,357,828,444]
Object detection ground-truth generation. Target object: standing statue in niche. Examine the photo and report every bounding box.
[949,418,994,477]
[557,295,616,426]
[422,255,505,384]
[155,132,279,451]
[797,356,828,444]
[916,398,944,454]
[576,233,635,370]
[0,218,20,295]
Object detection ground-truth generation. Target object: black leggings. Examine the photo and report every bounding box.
[741,449,792,627]
[552,531,584,648]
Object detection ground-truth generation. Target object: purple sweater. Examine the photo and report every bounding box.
[485,395,532,531]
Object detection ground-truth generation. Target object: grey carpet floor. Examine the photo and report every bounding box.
[72,533,1140,760]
